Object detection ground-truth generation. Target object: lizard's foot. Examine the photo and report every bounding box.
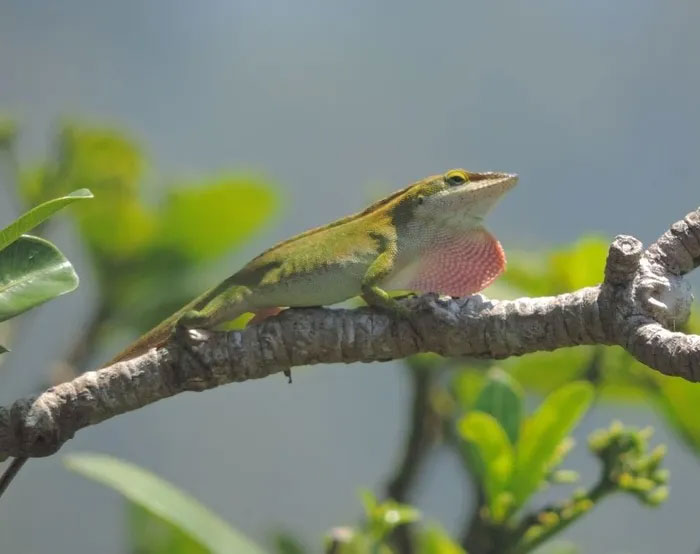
[366,300,421,339]
[175,312,211,347]
[383,301,422,340]
[284,369,292,384]
[178,309,211,329]
[390,292,418,301]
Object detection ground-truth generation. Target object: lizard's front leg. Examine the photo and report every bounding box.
[361,249,412,318]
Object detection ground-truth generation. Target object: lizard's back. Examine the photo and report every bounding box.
[108,203,395,365]
[233,211,390,308]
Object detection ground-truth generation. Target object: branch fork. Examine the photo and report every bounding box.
[0,207,698,460]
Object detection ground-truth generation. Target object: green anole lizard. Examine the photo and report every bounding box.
[0,168,517,501]
[109,168,518,365]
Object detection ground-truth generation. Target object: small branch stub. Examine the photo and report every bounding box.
[604,235,643,286]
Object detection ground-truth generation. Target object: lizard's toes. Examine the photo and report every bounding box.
[175,320,210,346]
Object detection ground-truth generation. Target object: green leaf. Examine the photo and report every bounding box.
[451,369,487,411]
[504,347,592,393]
[502,237,609,297]
[359,489,421,540]
[324,530,386,554]
[65,454,267,554]
[20,125,151,260]
[418,524,467,554]
[270,531,308,554]
[0,235,79,322]
[22,125,144,203]
[0,117,17,148]
[359,488,379,516]
[500,251,552,297]
[128,503,209,554]
[0,189,93,251]
[686,304,700,334]
[77,197,156,260]
[548,237,608,291]
[458,412,514,520]
[510,382,594,507]
[156,176,278,261]
[537,542,581,554]
[655,376,700,454]
[596,346,658,402]
[474,369,523,444]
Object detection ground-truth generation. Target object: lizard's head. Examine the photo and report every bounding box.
[399,169,518,228]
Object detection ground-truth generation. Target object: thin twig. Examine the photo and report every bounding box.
[0,458,27,499]
[384,360,442,553]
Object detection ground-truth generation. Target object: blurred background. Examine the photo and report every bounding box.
[1,1,699,553]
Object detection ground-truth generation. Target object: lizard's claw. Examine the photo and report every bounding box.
[381,301,421,340]
[174,320,210,348]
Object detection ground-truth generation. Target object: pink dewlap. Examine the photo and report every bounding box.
[247,227,505,324]
[406,227,506,297]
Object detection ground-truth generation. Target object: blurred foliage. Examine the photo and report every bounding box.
[270,531,308,554]
[60,374,670,554]
[65,454,267,554]
[0,188,92,251]
[0,118,690,553]
[359,489,421,544]
[457,376,594,526]
[508,382,592,508]
[534,543,580,554]
[516,422,667,554]
[500,236,700,459]
[418,525,467,554]
[9,122,278,367]
[0,117,17,148]
[128,503,208,554]
[452,373,667,554]
[501,237,609,297]
[65,455,466,554]
[435,236,693,552]
[0,126,91,351]
[473,369,523,444]
[588,422,668,506]
[325,491,464,554]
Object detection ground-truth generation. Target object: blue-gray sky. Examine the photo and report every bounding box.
[1,1,699,552]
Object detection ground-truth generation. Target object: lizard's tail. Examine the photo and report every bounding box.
[105,291,212,366]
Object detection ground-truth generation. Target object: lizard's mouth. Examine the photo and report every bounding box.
[467,171,518,182]
[449,172,518,220]
[467,172,519,194]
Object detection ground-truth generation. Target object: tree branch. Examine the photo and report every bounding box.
[0,207,698,461]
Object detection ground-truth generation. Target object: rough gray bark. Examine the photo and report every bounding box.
[0,207,697,461]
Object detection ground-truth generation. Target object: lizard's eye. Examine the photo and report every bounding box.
[445,170,469,186]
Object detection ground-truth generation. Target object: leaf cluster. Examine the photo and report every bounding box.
[19,124,278,336]
[0,121,93,352]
